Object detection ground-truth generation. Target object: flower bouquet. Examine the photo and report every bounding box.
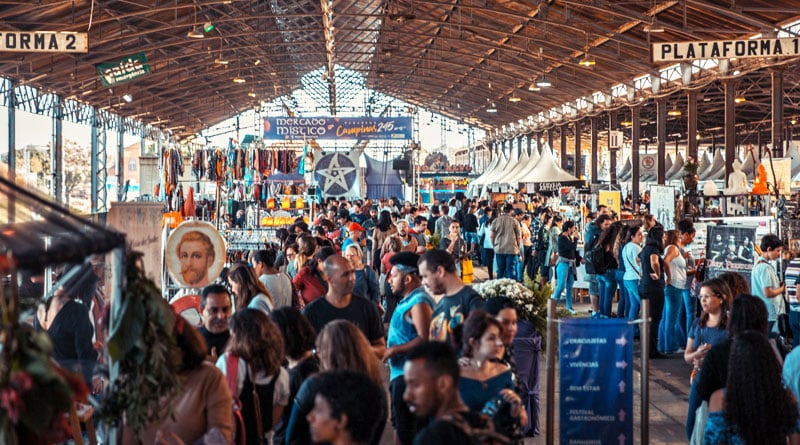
[473,275,549,335]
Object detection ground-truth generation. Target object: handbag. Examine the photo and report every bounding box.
[549,252,558,267]
[461,258,475,283]
[688,401,708,445]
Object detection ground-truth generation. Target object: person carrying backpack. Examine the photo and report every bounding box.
[404,341,510,444]
[217,309,290,445]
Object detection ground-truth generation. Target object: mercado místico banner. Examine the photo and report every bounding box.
[263,117,412,140]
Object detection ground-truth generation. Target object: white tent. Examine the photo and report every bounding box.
[481,150,517,187]
[618,157,632,181]
[697,151,712,177]
[516,143,583,192]
[665,152,685,180]
[499,146,531,187]
[507,143,542,186]
[700,149,725,180]
[467,148,505,197]
[741,151,756,176]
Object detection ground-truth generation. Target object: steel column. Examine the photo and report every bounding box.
[7,80,14,184]
[724,80,736,179]
[590,117,598,184]
[608,111,617,185]
[656,98,666,184]
[687,91,698,160]
[771,68,785,157]
[574,120,582,179]
[117,115,124,202]
[51,95,63,203]
[526,133,532,156]
[90,109,108,214]
[631,106,641,203]
[561,125,568,169]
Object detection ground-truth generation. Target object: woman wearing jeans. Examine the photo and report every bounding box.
[622,226,643,326]
[595,223,622,317]
[551,220,580,315]
[661,230,688,354]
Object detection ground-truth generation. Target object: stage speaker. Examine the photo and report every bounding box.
[393,159,411,170]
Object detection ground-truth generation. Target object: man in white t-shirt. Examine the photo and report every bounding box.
[253,249,293,309]
[751,233,786,336]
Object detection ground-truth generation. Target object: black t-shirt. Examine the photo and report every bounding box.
[462,213,479,233]
[639,242,665,295]
[274,356,320,445]
[414,418,472,444]
[429,286,482,343]
[198,326,230,356]
[303,295,385,342]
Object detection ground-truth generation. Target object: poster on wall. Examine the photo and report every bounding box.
[705,225,757,281]
[649,185,675,230]
[598,190,621,214]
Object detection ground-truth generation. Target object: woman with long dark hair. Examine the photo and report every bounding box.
[639,223,666,359]
[217,309,289,445]
[284,320,386,445]
[477,208,497,280]
[704,331,799,444]
[371,210,397,271]
[269,307,320,445]
[227,262,274,314]
[594,222,621,318]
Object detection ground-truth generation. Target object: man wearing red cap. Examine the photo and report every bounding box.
[341,221,366,253]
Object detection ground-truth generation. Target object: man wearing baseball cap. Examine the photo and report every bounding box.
[341,221,366,253]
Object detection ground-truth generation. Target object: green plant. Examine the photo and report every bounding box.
[99,249,182,441]
[428,232,441,249]
[683,155,699,175]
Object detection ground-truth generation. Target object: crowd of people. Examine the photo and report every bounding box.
[33,192,800,444]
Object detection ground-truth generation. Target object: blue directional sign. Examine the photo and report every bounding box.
[559,319,633,444]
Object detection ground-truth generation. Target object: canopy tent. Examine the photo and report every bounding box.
[741,151,756,176]
[696,151,712,177]
[472,149,507,187]
[700,149,725,180]
[498,146,531,187]
[507,143,542,186]
[665,152,685,180]
[467,148,504,197]
[789,142,800,178]
[481,150,518,186]
[516,143,583,192]
[618,157,632,182]
[364,155,404,200]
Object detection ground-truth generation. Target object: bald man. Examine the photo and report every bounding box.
[303,254,386,358]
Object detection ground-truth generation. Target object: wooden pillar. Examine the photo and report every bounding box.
[574,120,582,179]
[561,125,568,169]
[724,80,736,179]
[771,67,785,157]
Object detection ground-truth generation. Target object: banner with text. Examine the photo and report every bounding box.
[705,225,757,282]
[0,31,87,53]
[560,319,633,445]
[97,52,151,87]
[653,38,800,63]
[263,117,413,140]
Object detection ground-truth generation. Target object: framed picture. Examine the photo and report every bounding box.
[789,239,800,256]
[166,221,226,288]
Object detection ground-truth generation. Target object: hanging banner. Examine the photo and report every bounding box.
[653,37,800,63]
[315,152,360,198]
[560,319,633,444]
[0,31,88,53]
[97,52,151,87]
[639,153,657,176]
[598,190,621,215]
[649,185,676,230]
[762,158,792,196]
[705,225,757,281]
[263,117,413,140]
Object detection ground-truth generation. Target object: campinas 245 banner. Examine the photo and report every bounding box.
[263,117,412,140]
